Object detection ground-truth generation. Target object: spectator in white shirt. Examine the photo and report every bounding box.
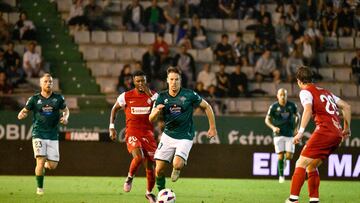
[196,63,216,90]
[23,41,42,78]
[14,12,36,41]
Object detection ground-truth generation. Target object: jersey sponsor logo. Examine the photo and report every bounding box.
[41,105,53,116]
[169,104,181,115]
[130,107,151,114]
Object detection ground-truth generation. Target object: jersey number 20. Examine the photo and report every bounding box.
[320,94,338,115]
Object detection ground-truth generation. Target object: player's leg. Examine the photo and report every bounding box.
[171,138,193,182]
[155,160,168,191]
[124,147,144,192]
[287,155,314,202]
[306,159,322,203]
[144,158,156,203]
[32,138,47,195]
[45,140,60,170]
[274,136,285,182]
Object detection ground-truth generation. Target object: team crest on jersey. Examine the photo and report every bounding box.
[180,96,186,104]
[52,98,57,103]
[37,99,42,104]
[164,99,169,104]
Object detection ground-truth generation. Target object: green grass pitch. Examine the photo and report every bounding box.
[0,176,359,203]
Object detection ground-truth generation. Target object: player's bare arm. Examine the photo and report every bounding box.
[265,115,280,134]
[336,99,352,140]
[109,102,122,141]
[293,103,312,144]
[18,108,29,120]
[199,99,217,138]
[60,107,70,125]
[149,104,164,122]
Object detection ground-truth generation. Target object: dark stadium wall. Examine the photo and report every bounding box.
[0,141,359,180]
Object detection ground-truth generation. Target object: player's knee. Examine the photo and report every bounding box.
[286,154,293,160]
[306,164,317,172]
[47,162,58,170]
[172,161,184,170]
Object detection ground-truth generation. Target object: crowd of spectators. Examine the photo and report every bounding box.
[114,0,360,101]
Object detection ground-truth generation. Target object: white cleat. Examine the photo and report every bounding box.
[285,198,298,203]
[36,188,44,195]
[279,176,285,183]
[171,169,181,182]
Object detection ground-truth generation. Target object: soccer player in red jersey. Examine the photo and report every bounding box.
[286,67,351,203]
[109,71,158,203]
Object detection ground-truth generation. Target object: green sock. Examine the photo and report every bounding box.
[156,176,165,191]
[278,159,284,176]
[36,176,44,188]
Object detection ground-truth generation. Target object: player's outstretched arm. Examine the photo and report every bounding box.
[293,103,312,144]
[60,107,70,125]
[149,104,164,122]
[336,99,351,139]
[109,102,122,141]
[199,99,217,138]
[17,108,29,120]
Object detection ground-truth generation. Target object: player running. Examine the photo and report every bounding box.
[18,73,70,195]
[265,88,300,183]
[109,71,158,203]
[149,66,217,191]
[286,67,351,203]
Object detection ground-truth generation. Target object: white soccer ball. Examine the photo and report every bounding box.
[157,188,176,203]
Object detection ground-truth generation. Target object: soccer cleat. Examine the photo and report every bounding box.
[171,169,181,182]
[285,198,299,203]
[36,188,44,195]
[123,176,133,192]
[145,193,156,203]
[279,176,285,183]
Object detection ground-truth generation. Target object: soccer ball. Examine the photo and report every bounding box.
[157,188,176,203]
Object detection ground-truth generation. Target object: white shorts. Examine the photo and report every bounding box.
[273,136,295,154]
[32,138,60,162]
[154,132,193,163]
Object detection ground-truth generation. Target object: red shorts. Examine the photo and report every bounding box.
[125,131,157,161]
[301,124,342,160]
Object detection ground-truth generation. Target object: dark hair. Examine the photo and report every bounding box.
[296,66,313,83]
[132,70,146,78]
[236,32,243,37]
[167,66,182,75]
[221,34,229,39]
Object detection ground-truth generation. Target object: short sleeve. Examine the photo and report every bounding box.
[299,90,313,106]
[60,95,67,109]
[191,90,202,107]
[25,96,34,110]
[266,104,274,117]
[331,93,341,104]
[293,103,298,113]
[151,93,159,102]
[154,93,164,107]
[116,92,126,107]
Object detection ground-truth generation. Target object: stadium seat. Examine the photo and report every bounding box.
[116,47,132,61]
[88,62,109,76]
[239,19,257,31]
[107,31,123,44]
[131,47,147,61]
[207,32,221,45]
[334,68,351,81]
[74,31,90,44]
[260,82,276,96]
[91,31,107,44]
[223,19,240,32]
[248,82,261,92]
[226,99,237,113]
[276,83,293,96]
[2,12,8,23]
[57,0,71,12]
[327,52,344,65]
[200,18,208,27]
[318,68,334,81]
[292,83,301,96]
[318,52,328,66]
[338,37,354,49]
[341,83,358,98]
[96,77,118,93]
[82,46,99,60]
[108,63,123,76]
[197,48,214,63]
[243,32,255,43]
[355,37,360,48]
[8,12,19,25]
[123,32,139,45]
[207,19,223,32]
[140,32,155,45]
[65,97,79,109]
[236,100,253,113]
[164,33,173,45]
[324,37,338,50]
[253,100,271,113]
[187,49,198,61]
[99,47,116,61]
[4,0,17,7]
[323,83,341,96]
[241,66,255,80]
[344,52,355,66]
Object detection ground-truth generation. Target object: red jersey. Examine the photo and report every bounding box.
[300,84,342,130]
[117,89,157,136]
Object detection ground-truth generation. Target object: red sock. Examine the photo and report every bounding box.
[307,170,320,199]
[146,169,155,192]
[290,167,306,196]
[128,155,143,177]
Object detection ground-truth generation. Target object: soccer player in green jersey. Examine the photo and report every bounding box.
[17,73,69,195]
[265,88,300,183]
[149,66,217,191]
